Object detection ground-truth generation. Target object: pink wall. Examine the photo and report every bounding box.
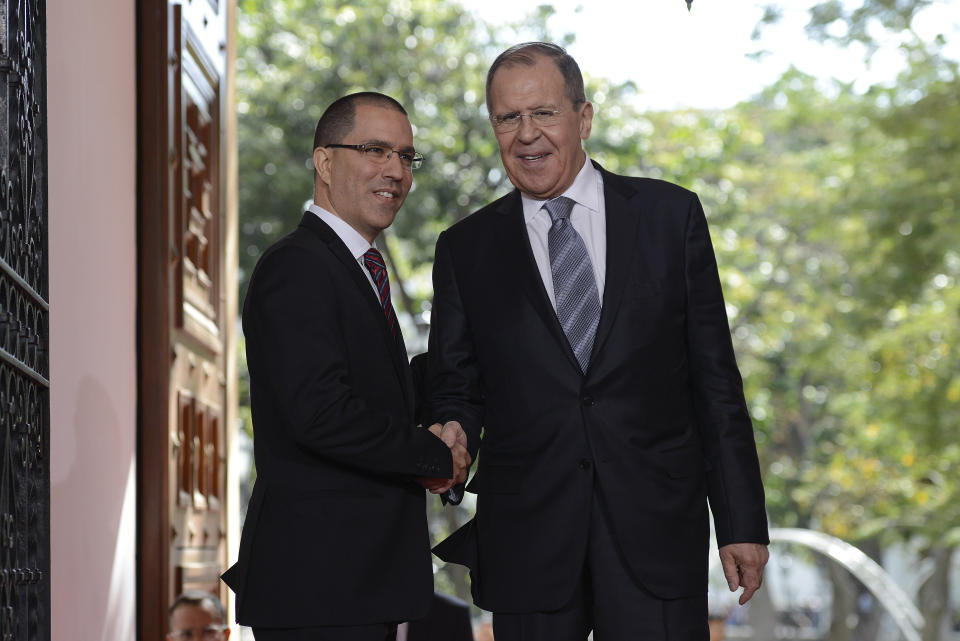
[47,0,138,639]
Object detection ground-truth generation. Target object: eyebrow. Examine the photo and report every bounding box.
[496,103,559,115]
[361,139,417,153]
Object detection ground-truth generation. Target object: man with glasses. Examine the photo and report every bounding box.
[222,92,470,641]
[428,44,769,639]
[167,591,229,641]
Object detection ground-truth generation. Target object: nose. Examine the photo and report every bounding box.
[516,115,541,142]
[381,150,405,179]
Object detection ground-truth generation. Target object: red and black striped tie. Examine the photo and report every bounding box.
[362,247,397,335]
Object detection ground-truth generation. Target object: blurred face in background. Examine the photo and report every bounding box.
[167,603,229,641]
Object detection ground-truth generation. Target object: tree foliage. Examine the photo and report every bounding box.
[740,0,960,549]
[237,0,560,317]
[236,0,960,616]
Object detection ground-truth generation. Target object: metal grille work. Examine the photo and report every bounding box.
[0,0,50,639]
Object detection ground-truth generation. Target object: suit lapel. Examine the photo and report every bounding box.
[298,213,413,411]
[495,191,583,372]
[590,166,644,363]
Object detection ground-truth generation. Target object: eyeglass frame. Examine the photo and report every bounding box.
[324,142,424,170]
[488,108,567,133]
[167,624,228,641]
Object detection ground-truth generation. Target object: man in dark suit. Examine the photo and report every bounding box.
[221,92,469,641]
[428,43,770,640]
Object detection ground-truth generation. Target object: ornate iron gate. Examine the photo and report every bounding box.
[0,0,50,639]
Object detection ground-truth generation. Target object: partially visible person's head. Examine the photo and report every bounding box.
[167,590,229,641]
[485,43,593,200]
[311,92,417,243]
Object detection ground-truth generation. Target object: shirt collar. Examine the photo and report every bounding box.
[307,202,375,261]
[520,152,601,224]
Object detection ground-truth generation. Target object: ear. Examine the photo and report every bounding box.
[313,146,333,186]
[578,101,594,141]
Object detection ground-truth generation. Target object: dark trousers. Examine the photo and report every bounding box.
[492,493,708,641]
[252,623,398,641]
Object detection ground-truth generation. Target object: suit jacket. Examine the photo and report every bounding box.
[428,162,769,613]
[407,592,474,641]
[222,213,453,627]
[409,352,431,428]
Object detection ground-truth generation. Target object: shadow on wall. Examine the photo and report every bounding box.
[52,376,136,641]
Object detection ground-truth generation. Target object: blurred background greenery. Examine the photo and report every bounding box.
[234,0,959,637]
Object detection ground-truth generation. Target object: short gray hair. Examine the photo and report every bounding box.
[486,42,586,111]
[168,590,227,627]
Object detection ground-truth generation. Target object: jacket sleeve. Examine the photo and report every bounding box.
[245,244,453,480]
[427,231,484,462]
[682,194,769,546]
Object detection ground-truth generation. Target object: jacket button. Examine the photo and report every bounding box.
[582,395,595,406]
[579,459,592,470]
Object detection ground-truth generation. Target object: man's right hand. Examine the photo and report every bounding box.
[419,421,471,493]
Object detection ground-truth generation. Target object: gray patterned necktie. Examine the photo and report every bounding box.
[545,196,601,373]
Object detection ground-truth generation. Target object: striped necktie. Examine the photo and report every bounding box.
[362,247,397,335]
[545,196,601,373]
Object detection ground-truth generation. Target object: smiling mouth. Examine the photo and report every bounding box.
[374,190,398,199]
[518,153,551,164]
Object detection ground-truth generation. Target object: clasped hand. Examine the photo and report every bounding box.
[418,421,470,494]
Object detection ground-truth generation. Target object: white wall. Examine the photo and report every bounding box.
[47,1,138,639]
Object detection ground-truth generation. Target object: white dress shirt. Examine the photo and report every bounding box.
[520,153,606,310]
[307,203,381,298]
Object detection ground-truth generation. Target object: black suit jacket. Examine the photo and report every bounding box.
[222,213,453,627]
[407,592,474,641]
[428,163,768,612]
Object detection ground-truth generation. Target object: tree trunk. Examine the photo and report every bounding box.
[853,539,884,641]
[917,546,953,641]
[827,562,857,641]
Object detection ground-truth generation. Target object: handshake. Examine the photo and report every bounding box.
[419,420,471,494]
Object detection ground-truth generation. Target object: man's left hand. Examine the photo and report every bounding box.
[719,542,769,605]
[438,421,468,451]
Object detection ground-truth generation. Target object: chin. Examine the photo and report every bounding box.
[515,174,559,195]
[520,183,558,199]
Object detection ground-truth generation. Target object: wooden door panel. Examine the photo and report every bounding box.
[139,1,233,638]
[177,16,222,346]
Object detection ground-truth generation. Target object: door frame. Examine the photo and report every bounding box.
[136,0,237,638]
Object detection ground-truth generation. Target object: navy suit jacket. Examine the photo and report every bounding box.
[222,213,453,627]
[428,163,768,612]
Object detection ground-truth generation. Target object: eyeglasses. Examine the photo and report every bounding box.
[489,109,563,133]
[168,625,227,641]
[325,143,424,170]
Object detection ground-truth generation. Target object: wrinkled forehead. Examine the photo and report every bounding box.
[488,59,566,111]
[170,603,220,629]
